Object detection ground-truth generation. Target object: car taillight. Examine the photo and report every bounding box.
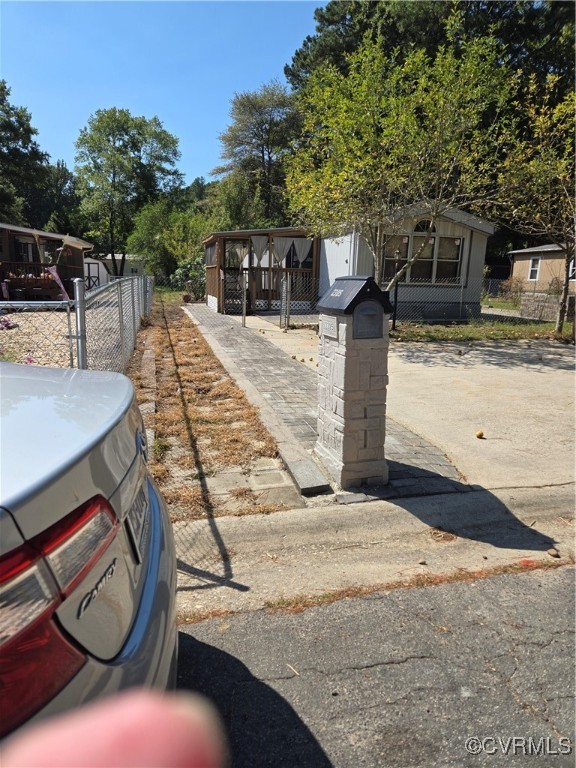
[0,496,119,737]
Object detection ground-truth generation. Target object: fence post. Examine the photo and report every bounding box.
[148,276,154,316]
[117,279,126,369]
[73,278,88,369]
[391,252,400,331]
[242,270,247,327]
[280,276,287,329]
[140,276,146,319]
[65,305,75,368]
[286,274,291,330]
[130,278,137,349]
[143,276,149,317]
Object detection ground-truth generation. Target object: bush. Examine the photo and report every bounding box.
[547,276,563,296]
[167,259,206,299]
[499,276,524,306]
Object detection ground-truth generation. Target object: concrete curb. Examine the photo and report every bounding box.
[175,484,575,618]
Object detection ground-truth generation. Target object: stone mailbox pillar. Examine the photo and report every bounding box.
[315,276,394,490]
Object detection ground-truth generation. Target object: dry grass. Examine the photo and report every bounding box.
[262,558,572,614]
[126,293,279,522]
[177,559,573,625]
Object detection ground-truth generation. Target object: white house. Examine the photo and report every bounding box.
[320,209,495,321]
[84,254,146,289]
[202,210,495,320]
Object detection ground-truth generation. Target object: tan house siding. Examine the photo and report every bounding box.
[511,248,575,295]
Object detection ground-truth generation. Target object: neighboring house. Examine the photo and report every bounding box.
[84,254,146,289]
[0,222,92,301]
[509,244,575,294]
[203,209,495,321]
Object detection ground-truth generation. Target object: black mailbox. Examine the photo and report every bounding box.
[317,276,394,339]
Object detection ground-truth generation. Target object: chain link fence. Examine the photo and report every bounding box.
[0,276,154,372]
[479,276,574,324]
[279,273,319,329]
[387,276,573,325]
[389,276,482,323]
[0,302,78,367]
[3,270,568,372]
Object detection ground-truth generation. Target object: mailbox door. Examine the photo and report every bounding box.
[353,300,383,339]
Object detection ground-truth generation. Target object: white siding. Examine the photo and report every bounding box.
[319,234,355,296]
[318,214,491,310]
[355,236,374,276]
[84,258,109,287]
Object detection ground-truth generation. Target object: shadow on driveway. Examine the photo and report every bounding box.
[177,632,332,768]
[391,340,575,371]
[384,467,557,552]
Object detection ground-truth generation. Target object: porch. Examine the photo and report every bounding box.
[203,228,321,314]
[0,261,84,301]
[0,222,92,301]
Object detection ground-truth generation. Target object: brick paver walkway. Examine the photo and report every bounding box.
[186,304,472,499]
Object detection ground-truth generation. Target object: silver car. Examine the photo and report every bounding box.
[0,362,177,739]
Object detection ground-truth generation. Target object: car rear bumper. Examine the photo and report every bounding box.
[18,476,178,731]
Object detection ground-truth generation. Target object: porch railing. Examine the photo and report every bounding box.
[0,262,84,301]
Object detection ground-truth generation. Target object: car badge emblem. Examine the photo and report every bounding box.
[77,559,117,619]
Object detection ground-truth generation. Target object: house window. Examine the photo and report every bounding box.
[413,219,436,233]
[436,237,462,281]
[205,243,217,267]
[16,240,33,263]
[410,235,435,280]
[569,259,575,281]
[528,258,540,280]
[382,222,463,284]
[224,240,249,269]
[383,236,409,280]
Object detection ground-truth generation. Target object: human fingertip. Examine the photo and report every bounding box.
[167,692,229,768]
[1,690,228,768]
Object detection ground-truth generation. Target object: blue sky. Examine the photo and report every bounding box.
[0,1,323,184]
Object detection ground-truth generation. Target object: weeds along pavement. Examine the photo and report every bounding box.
[127,293,305,524]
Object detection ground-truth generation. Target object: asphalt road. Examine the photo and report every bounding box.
[178,566,575,768]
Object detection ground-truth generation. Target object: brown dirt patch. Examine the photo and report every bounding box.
[126,293,280,522]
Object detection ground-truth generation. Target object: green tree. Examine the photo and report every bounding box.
[126,199,175,275]
[285,0,450,89]
[286,1,574,94]
[128,193,217,284]
[287,32,511,286]
[483,76,575,333]
[214,80,301,225]
[75,107,182,275]
[207,171,268,231]
[40,161,82,234]
[0,80,49,225]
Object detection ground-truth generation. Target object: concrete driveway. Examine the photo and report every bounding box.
[238,317,575,492]
[386,340,574,490]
